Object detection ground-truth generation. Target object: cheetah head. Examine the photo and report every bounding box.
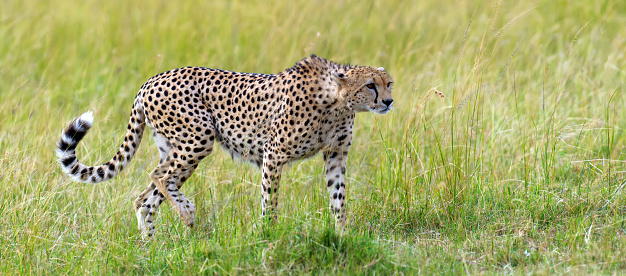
[332,67,393,114]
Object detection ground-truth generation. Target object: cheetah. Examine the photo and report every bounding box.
[56,55,393,237]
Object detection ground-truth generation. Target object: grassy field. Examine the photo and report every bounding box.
[1,0,626,274]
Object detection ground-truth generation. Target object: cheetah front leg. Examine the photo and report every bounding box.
[324,147,350,232]
[260,152,284,223]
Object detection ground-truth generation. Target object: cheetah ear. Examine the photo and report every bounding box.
[377,67,386,72]
[331,71,347,85]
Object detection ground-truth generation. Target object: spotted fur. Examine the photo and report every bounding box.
[56,55,394,237]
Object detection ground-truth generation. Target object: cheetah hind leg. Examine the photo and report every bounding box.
[135,184,164,237]
[135,162,198,238]
[149,153,199,228]
[137,123,213,237]
[133,168,197,238]
[134,183,156,232]
[134,130,172,237]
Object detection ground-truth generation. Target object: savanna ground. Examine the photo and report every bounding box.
[1,0,626,274]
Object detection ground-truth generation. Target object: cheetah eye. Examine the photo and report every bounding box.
[366,83,376,90]
[387,82,393,88]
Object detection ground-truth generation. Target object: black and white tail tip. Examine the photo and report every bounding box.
[56,111,94,178]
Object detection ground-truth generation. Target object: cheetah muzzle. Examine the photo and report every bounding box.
[56,55,394,237]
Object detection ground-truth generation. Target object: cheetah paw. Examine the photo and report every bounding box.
[176,202,196,227]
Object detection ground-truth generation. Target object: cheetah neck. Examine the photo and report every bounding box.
[280,56,355,115]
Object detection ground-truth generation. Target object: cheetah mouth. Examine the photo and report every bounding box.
[376,107,392,114]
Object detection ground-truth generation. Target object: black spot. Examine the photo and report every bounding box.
[70,164,80,174]
[97,167,105,178]
[61,156,76,167]
[58,140,72,151]
[65,124,89,142]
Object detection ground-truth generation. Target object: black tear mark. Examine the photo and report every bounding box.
[373,86,378,103]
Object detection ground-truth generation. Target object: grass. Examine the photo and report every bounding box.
[1,0,626,274]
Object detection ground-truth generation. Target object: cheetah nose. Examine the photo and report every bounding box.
[382,99,393,107]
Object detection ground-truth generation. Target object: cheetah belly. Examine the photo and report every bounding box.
[215,132,265,166]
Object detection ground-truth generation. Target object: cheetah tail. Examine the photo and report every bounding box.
[56,101,146,183]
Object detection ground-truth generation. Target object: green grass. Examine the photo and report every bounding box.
[1,0,626,274]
